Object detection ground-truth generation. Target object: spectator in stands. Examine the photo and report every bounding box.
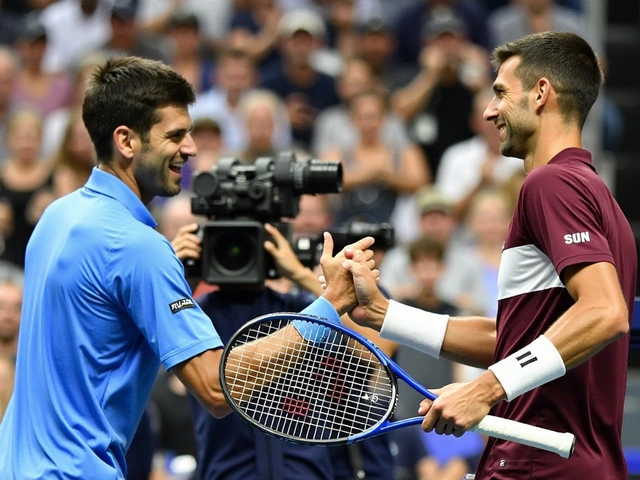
[391,8,491,175]
[39,0,113,73]
[11,13,74,117]
[322,88,429,226]
[98,2,170,64]
[188,117,225,184]
[261,9,340,150]
[0,353,15,422]
[51,110,95,198]
[0,109,53,268]
[380,186,486,314]
[0,280,21,359]
[166,10,215,94]
[291,193,334,238]
[0,47,17,162]
[190,48,292,154]
[227,0,284,79]
[393,0,491,66]
[488,0,598,51]
[41,51,106,158]
[435,88,523,219]
[0,1,22,46]
[311,57,410,158]
[136,0,233,55]
[323,0,360,63]
[353,17,416,94]
[0,199,24,284]
[234,89,287,163]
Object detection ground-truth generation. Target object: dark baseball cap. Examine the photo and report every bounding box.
[111,0,137,21]
[19,13,47,43]
[423,8,466,39]
[170,10,200,30]
[356,17,391,35]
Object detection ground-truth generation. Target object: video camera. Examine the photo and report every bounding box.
[294,221,396,270]
[187,152,343,286]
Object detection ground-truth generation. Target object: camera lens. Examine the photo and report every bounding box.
[212,232,255,273]
[192,171,219,197]
[291,159,343,195]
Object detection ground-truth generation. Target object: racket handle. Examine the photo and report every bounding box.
[471,415,576,458]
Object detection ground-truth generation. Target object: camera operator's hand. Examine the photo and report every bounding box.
[171,223,202,262]
[263,223,321,294]
[320,233,378,316]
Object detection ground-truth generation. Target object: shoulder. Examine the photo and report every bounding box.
[105,223,175,272]
[521,163,583,200]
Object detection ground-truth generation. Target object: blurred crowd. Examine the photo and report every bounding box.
[0,0,624,479]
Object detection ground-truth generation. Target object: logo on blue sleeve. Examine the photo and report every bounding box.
[169,298,195,314]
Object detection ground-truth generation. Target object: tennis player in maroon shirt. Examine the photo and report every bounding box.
[339,31,637,479]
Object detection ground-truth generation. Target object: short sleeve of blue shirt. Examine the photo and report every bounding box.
[105,228,222,370]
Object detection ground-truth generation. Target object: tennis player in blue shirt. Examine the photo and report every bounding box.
[0,56,376,480]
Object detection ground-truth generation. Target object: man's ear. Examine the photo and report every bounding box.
[113,125,139,160]
[534,77,552,114]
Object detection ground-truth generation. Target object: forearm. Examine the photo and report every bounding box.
[377,300,496,367]
[545,261,629,369]
[440,316,497,368]
[391,71,438,122]
[172,349,231,419]
[543,298,628,369]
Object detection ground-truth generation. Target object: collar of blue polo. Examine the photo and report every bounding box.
[84,167,157,228]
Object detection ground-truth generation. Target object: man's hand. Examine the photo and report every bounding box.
[319,233,377,315]
[418,371,506,436]
[171,223,201,262]
[340,254,390,331]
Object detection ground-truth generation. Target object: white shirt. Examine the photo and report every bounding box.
[136,0,233,41]
[435,135,524,203]
[41,0,114,73]
[189,88,292,154]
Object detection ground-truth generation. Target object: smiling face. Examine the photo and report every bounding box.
[134,105,196,203]
[484,56,536,164]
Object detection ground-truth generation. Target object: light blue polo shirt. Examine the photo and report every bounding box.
[0,168,222,479]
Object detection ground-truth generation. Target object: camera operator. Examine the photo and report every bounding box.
[170,221,331,479]
[172,219,396,480]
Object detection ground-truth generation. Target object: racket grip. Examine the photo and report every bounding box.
[471,415,576,459]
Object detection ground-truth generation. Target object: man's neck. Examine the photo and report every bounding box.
[525,121,583,172]
[0,338,17,358]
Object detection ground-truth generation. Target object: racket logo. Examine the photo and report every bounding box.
[281,396,311,418]
[314,355,347,403]
[362,393,379,404]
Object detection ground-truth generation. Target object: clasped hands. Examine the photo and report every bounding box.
[319,232,499,438]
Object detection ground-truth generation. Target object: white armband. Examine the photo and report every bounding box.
[379,300,450,358]
[488,335,566,402]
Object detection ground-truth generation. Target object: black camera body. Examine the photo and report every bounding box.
[188,152,342,286]
[294,221,396,270]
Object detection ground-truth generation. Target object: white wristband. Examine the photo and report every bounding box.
[379,300,450,358]
[488,335,566,402]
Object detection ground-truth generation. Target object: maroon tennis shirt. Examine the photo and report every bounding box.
[475,148,637,479]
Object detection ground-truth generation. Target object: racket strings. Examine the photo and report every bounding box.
[224,318,395,442]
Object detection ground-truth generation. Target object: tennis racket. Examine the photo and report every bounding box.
[220,312,576,458]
